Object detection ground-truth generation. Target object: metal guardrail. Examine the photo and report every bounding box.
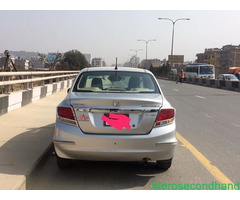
[0,71,79,94]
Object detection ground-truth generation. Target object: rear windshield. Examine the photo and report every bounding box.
[72,71,160,93]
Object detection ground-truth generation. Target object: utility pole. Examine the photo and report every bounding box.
[130,49,143,67]
[137,39,156,69]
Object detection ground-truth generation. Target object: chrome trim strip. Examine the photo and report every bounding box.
[53,139,75,145]
[89,108,159,113]
[155,142,177,146]
[57,116,78,126]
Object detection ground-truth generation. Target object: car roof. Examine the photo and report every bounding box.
[188,63,214,66]
[220,74,236,76]
[81,67,150,74]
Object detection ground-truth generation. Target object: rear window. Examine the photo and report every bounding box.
[73,71,159,93]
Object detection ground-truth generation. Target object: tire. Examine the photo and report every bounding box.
[156,159,172,170]
[56,155,72,169]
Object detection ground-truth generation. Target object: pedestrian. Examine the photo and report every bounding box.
[179,69,184,83]
[176,69,185,84]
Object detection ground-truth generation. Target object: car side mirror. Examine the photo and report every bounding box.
[67,88,70,93]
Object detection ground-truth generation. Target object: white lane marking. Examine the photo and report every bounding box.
[231,123,240,127]
[195,95,206,99]
[173,89,179,91]
[205,113,214,119]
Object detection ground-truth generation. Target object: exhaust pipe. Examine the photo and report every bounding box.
[142,157,151,166]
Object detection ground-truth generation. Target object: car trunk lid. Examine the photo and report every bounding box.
[70,92,162,135]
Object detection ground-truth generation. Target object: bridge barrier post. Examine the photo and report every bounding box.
[193,77,198,85]
[219,80,226,88]
[4,76,10,93]
[209,79,215,87]
[226,80,232,90]
[215,79,220,88]
[201,78,207,85]
[237,82,240,92]
[41,74,45,86]
[188,77,192,83]
[230,81,239,91]
[23,75,28,90]
[206,79,211,87]
[29,74,33,89]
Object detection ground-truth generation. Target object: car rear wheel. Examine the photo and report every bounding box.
[156,159,172,170]
[56,155,72,169]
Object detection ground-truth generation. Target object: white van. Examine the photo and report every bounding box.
[170,69,178,76]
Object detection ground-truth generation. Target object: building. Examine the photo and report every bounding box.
[196,48,221,65]
[83,53,92,65]
[47,53,55,62]
[14,58,30,71]
[92,57,103,67]
[47,53,58,62]
[196,45,240,76]
[220,45,240,67]
[123,56,140,68]
[140,59,161,69]
[30,60,45,68]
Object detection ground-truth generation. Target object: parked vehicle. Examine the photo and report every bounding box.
[235,72,240,80]
[184,63,215,79]
[228,67,240,76]
[218,74,239,81]
[170,68,178,76]
[53,67,177,170]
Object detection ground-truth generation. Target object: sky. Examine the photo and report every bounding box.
[1,1,240,65]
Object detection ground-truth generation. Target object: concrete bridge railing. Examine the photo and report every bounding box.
[0,71,79,94]
[0,71,79,116]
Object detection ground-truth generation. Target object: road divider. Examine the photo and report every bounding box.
[168,75,240,92]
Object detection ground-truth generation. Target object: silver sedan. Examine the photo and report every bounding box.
[53,67,177,170]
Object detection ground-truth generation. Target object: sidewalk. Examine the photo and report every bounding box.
[0,89,67,190]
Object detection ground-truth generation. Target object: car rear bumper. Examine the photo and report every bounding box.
[53,120,177,162]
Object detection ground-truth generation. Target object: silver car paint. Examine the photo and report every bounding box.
[54,67,177,162]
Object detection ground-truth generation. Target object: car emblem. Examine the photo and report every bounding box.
[113,101,120,107]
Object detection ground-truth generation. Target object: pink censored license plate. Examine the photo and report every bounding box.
[102,113,131,131]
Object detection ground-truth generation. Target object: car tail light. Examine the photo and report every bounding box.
[154,108,175,127]
[57,106,77,126]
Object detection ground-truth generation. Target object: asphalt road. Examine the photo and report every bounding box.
[159,79,240,184]
[27,79,240,190]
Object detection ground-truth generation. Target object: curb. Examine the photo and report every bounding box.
[17,143,54,190]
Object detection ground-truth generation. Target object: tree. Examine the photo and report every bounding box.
[61,50,88,70]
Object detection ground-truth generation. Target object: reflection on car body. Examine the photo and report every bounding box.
[53,67,177,170]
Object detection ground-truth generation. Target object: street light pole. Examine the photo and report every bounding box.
[137,39,156,69]
[129,49,143,67]
[158,18,190,56]
[158,18,190,77]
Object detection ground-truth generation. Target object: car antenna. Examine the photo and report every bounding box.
[115,57,118,70]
